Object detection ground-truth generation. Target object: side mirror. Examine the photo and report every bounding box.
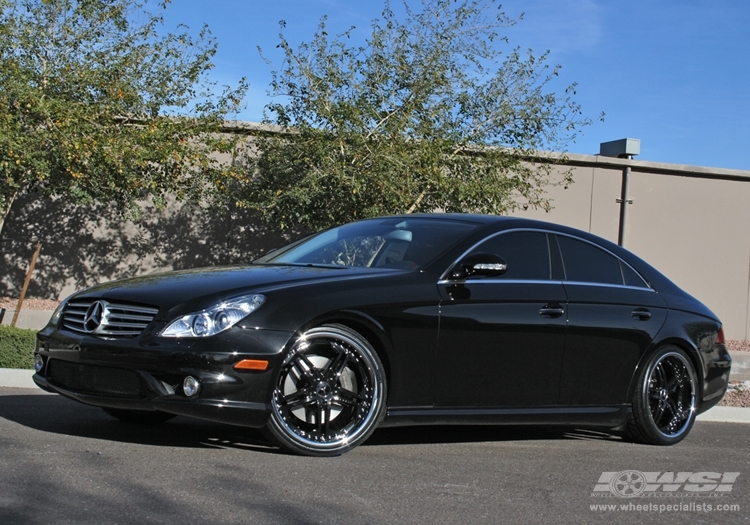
[451,252,507,280]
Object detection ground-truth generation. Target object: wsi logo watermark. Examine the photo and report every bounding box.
[592,471,740,498]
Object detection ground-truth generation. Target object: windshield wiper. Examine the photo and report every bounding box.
[253,262,351,269]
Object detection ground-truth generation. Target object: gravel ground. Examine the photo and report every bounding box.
[3,296,749,407]
[721,381,750,407]
[727,339,750,352]
[0,296,59,311]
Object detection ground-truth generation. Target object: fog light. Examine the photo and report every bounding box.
[34,354,44,373]
[183,376,201,397]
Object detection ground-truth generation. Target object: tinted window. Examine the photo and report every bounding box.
[556,235,647,287]
[622,262,649,288]
[256,218,479,268]
[471,231,551,280]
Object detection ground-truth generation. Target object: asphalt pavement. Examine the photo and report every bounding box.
[1,387,749,525]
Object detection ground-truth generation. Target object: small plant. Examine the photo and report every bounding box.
[0,325,36,369]
[727,380,750,393]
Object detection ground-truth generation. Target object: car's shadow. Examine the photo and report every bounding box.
[0,392,623,454]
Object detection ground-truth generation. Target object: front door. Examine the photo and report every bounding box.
[434,230,568,408]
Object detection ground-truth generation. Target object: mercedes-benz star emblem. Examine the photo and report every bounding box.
[83,300,109,333]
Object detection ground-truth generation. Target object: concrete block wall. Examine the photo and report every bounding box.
[0,309,53,330]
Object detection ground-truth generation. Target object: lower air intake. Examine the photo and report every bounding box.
[47,360,145,398]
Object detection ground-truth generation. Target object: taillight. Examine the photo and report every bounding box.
[717,326,726,345]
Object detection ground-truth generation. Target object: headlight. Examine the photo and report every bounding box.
[159,294,265,338]
[47,297,70,328]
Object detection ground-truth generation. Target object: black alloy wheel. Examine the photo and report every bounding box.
[626,346,698,445]
[265,324,387,456]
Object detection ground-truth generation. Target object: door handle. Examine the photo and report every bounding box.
[540,304,565,318]
[632,308,652,321]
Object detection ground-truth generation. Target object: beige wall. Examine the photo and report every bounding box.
[2,126,749,340]
[512,155,750,340]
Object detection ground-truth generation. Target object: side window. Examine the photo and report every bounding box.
[622,261,650,288]
[471,231,551,280]
[556,235,647,287]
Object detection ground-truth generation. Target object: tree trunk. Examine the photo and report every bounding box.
[0,190,19,239]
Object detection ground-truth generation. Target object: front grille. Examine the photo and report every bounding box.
[62,300,159,337]
[47,360,145,398]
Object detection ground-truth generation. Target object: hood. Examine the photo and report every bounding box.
[71,264,399,319]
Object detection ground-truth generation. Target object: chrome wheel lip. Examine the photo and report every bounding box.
[271,329,383,450]
[644,351,697,439]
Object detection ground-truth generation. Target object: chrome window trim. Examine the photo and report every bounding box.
[441,228,652,289]
[437,278,564,286]
[563,281,657,292]
[437,277,656,293]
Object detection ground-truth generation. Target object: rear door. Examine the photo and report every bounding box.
[554,234,668,405]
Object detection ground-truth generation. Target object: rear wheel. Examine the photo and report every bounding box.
[265,324,387,456]
[626,346,698,445]
[102,408,176,424]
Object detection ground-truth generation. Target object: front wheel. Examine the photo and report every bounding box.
[626,346,698,445]
[264,324,387,456]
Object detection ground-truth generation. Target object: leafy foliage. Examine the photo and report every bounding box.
[0,324,35,369]
[240,0,598,231]
[0,0,247,232]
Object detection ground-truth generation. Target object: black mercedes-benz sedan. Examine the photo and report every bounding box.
[34,214,731,456]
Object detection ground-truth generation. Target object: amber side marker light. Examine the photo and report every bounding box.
[234,359,269,371]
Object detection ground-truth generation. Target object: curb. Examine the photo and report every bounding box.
[696,406,750,424]
[0,368,36,388]
[729,352,750,382]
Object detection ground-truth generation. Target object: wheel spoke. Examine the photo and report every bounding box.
[664,363,684,392]
[335,387,365,407]
[652,401,665,423]
[324,342,351,382]
[282,387,314,409]
[670,364,686,392]
[654,363,667,388]
[323,403,332,436]
[294,353,325,382]
[314,402,324,434]
[664,397,678,419]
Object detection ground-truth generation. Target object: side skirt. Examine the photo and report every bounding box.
[381,405,631,429]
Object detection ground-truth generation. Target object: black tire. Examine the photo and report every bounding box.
[102,407,176,424]
[264,324,387,457]
[625,346,698,445]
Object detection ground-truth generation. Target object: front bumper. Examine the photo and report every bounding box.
[34,325,294,429]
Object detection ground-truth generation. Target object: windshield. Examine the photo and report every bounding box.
[255,217,480,269]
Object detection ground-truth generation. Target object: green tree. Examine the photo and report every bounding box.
[242,0,599,231]
[0,0,247,234]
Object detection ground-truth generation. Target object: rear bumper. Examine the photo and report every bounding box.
[698,345,732,414]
